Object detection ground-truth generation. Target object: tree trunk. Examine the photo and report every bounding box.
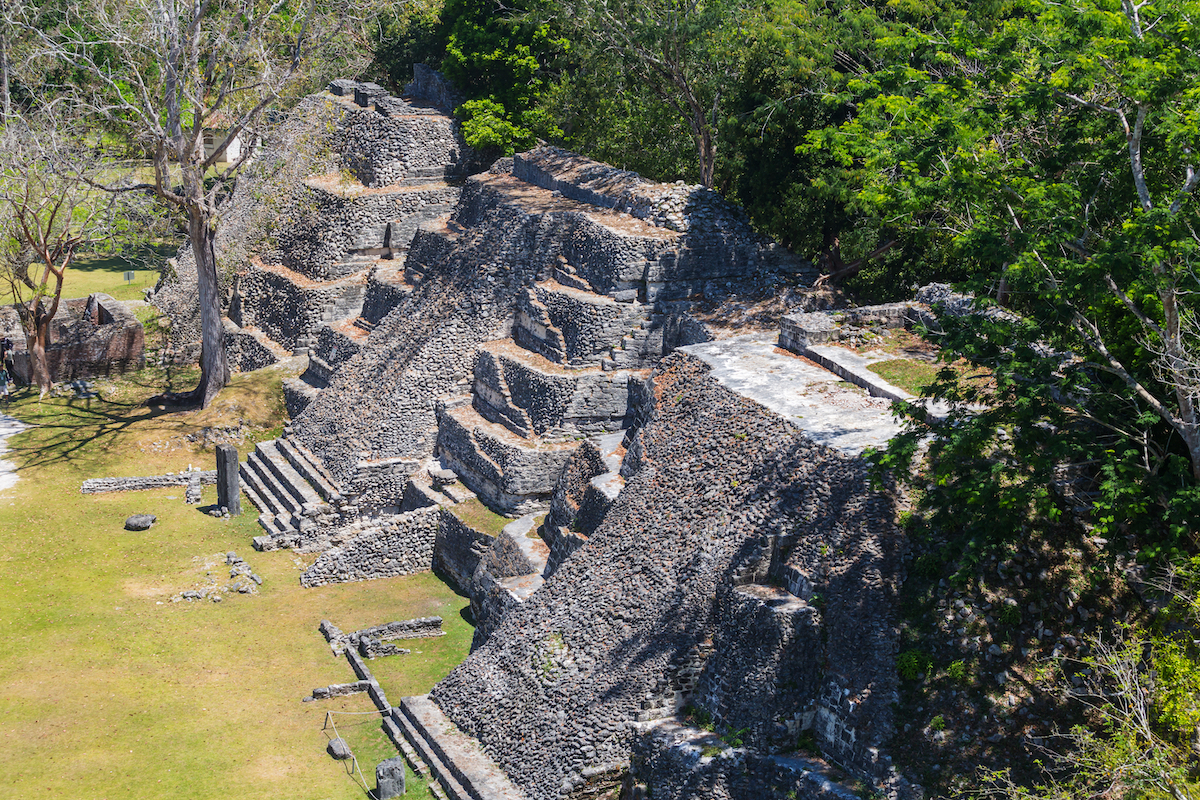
[189,211,228,408]
[25,314,51,397]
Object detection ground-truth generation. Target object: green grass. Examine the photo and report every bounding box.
[1,242,179,305]
[450,496,511,537]
[866,358,942,396]
[868,357,994,398]
[0,365,473,800]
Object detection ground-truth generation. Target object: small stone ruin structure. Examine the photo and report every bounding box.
[154,72,923,800]
[0,293,144,384]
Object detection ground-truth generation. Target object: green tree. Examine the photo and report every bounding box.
[858,0,1200,550]
[542,0,752,187]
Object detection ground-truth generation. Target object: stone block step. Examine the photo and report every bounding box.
[255,440,327,509]
[390,705,472,800]
[398,695,530,800]
[277,438,340,502]
[240,462,293,517]
[238,472,270,514]
[243,454,303,517]
[381,715,428,777]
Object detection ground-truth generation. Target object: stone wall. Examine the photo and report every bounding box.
[81,471,218,494]
[429,351,906,800]
[405,64,462,112]
[300,506,440,587]
[1,294,145,384]
[223,323,280,372]
[338,102,467,189]
[434,510,493,593]
[320,616,445,655]
[276,181,459,280]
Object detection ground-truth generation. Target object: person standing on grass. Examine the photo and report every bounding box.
[0,364,10,403]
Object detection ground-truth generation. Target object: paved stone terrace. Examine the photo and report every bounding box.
[679,335,904,456]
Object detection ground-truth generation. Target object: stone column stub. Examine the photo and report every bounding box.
[215,444,242,516]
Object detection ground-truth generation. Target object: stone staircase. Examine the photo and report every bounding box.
[382,695,530,800]
[239,438,343,550]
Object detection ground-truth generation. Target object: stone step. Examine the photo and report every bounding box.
[381,715,428,778]
[240,461,294,517]
[256,440,327,510]
[390,705,472,800]
[277,438,340,503]
[244,453,304,517]
[398,696,530,800]
[238,471,270,514]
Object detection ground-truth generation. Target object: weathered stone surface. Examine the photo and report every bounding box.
[215,444,242,516]
[431,352,906,799]
[124,514,156,531]
[327,737,352,760]
[375,756,406,799]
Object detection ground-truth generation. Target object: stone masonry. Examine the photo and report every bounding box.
[152,72,926,800]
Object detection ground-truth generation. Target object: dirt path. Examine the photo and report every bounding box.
[0,414,28,492]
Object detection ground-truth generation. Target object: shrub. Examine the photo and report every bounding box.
[898,649,932,680]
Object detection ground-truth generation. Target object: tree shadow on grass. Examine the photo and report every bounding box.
[4,389,193,471]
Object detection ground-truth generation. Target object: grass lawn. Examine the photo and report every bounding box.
[1,242,180,305]
[0,361,471,799]
[867,357,993,397]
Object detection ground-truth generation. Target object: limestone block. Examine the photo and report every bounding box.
[124,514,156,531]
[375,756,406,798]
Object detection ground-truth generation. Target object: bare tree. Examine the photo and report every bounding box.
[0,121,136,396]
[23,0,372,407]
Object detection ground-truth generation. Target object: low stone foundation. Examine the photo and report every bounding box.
[81,471,218,494]
[320,616,446,655]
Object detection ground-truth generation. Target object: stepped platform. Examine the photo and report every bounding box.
[678,334,904,456]
[391,695,531,800]
[239,437,341,550]
[473,339,639,440]
[437,402,578,515]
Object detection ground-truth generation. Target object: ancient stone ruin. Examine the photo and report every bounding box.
[153,73,929,799]
[0,292,145,384]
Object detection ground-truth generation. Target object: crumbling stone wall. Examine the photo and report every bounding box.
[300,505,441,587]
[276,181,459,280]
[337,101,467,188]
[429,351,905,800]
[434,510,493,592]
[1,294,145,383]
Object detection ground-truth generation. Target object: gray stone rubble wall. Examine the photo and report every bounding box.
[434,510,494,593]
[543,441,611,576]
[82,471,218,494]
[429,351,906,800]
[223,322,280,372]
[436,405,576,515]
[300,505,441,587]
[276,181,459,280]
